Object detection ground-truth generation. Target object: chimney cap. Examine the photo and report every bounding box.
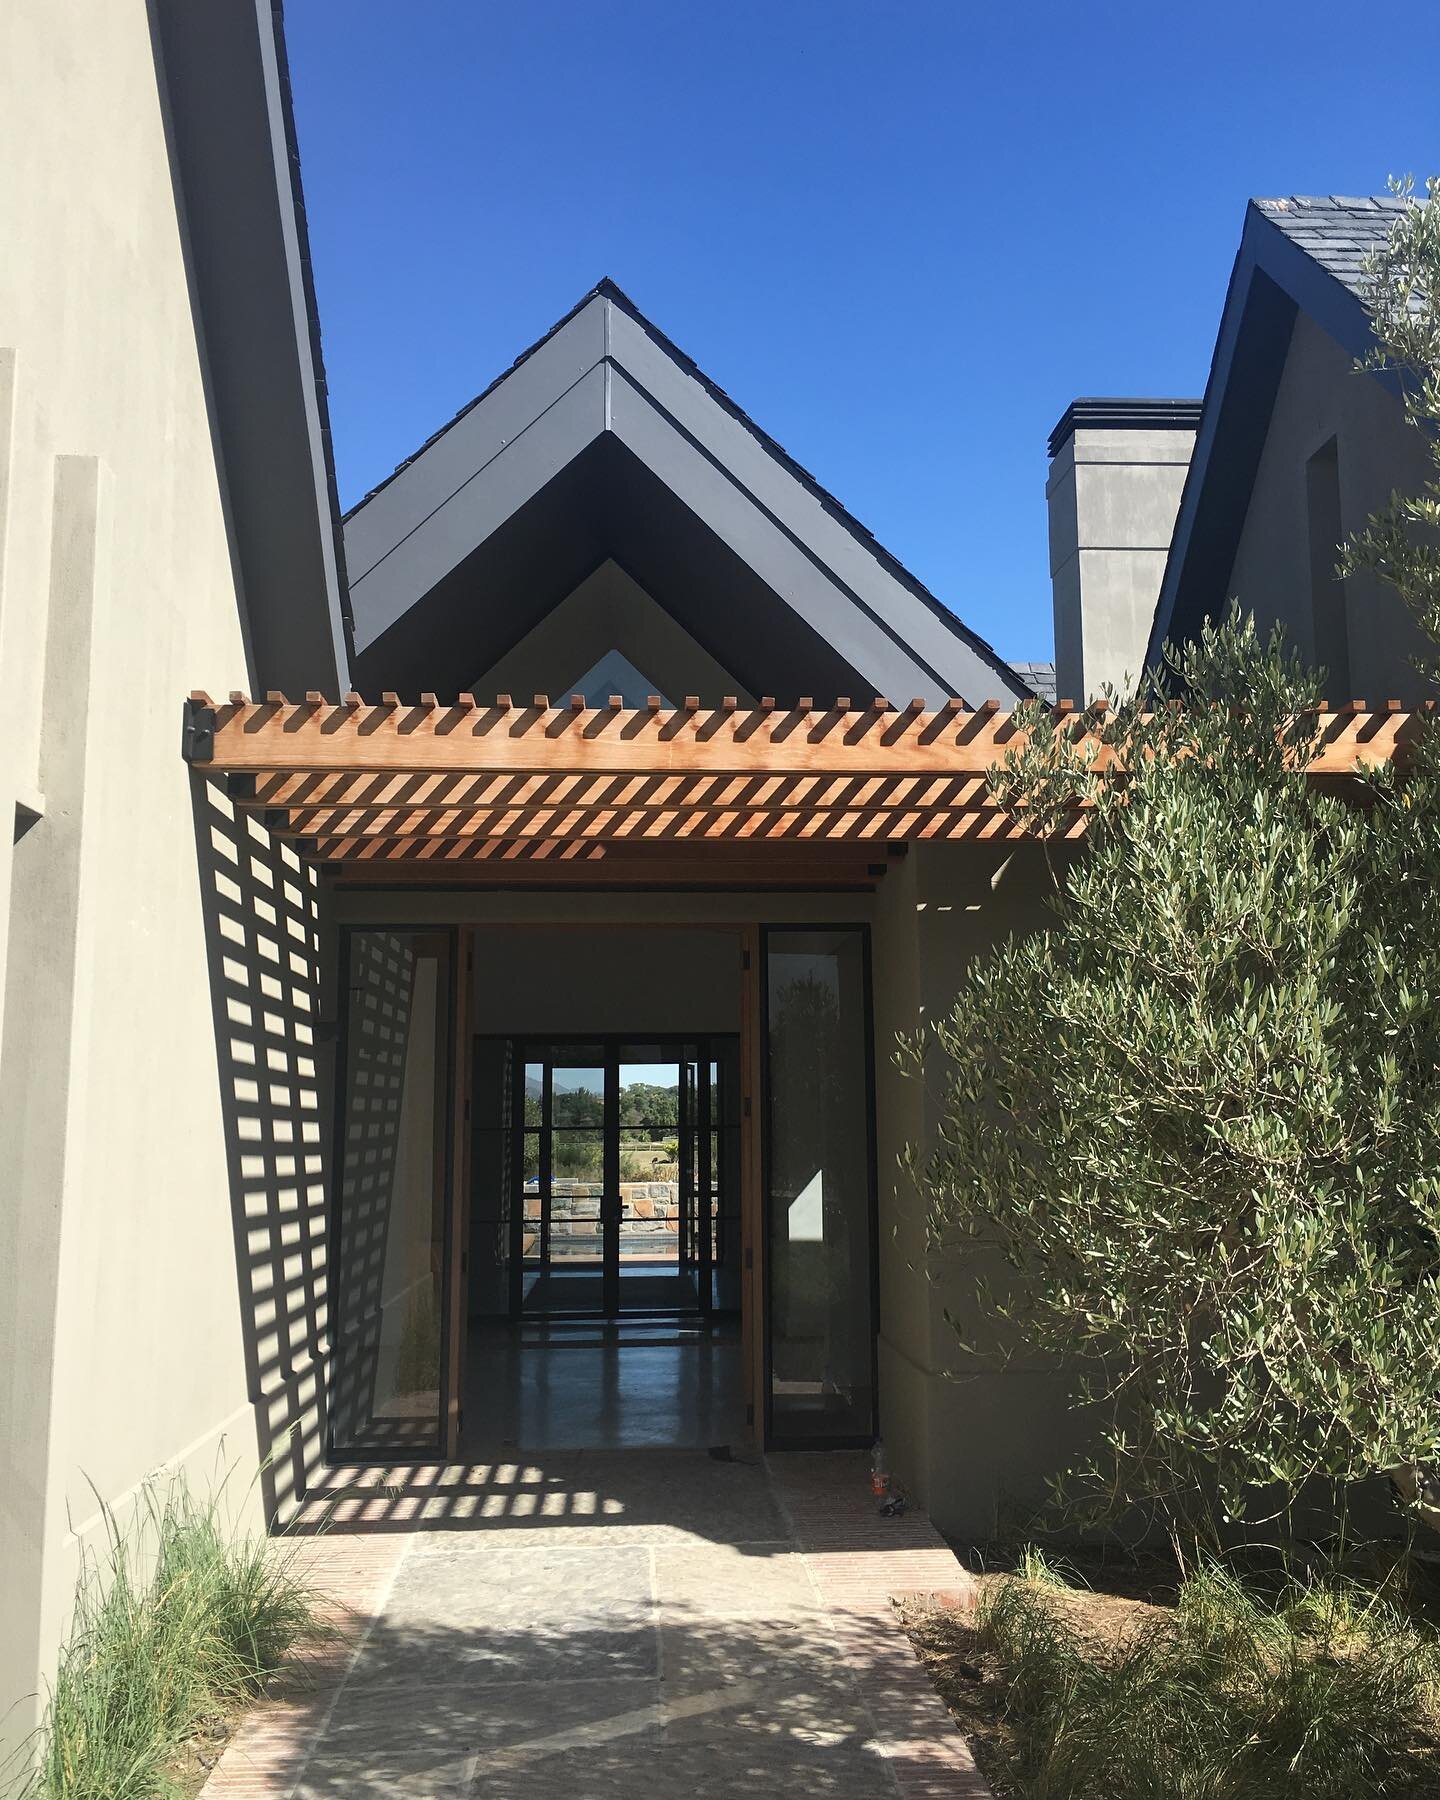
[1048,397,1203,459]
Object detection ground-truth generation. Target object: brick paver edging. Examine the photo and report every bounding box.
[198,1534,408,1798]
[766,1454,992,1798]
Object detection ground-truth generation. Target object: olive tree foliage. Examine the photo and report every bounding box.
[905,180,1440,1541]
[1341,176,1440,649]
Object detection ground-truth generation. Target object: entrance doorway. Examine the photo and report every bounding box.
[326,920,880,1460]
[488,1037,742,1322]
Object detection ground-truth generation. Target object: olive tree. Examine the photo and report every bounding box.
[909,180,1440,1541]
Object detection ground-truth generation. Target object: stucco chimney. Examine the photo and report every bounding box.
[1047,399,1201,702]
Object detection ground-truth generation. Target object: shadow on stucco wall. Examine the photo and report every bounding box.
[190,775,334,1526]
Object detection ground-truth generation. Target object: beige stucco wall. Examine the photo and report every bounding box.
[470,925,742,1036]
[1227,310,1436,703]
[0,0,318,1754]
[870,841,1091,1544]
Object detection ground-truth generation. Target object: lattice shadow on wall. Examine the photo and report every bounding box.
[191,778,332,1524]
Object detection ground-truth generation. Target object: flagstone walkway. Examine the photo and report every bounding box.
[201,1451,988,1798]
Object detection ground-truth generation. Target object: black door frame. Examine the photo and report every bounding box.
[487,1032,740,1323]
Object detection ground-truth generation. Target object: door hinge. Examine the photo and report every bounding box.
[744,1246,753,1271]
[743,1095,752,1119]
[745,1402,755,1425]
[741,948,751,971]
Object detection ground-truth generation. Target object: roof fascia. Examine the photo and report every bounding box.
[152,0,352,693]
[606,365,974,704]
[347,357,609,654]
[1148,205,1388,665]
[344,296,609,587]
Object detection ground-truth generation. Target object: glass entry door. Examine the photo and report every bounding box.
[762,926,878,1447]
[498,1037,739,1321]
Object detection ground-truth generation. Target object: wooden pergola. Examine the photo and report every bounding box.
[184,690,1422,890]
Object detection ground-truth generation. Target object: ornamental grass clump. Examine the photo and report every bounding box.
[976,1558,1440,1799]
[14,1476,318,1800]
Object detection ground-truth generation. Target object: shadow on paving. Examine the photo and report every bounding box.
[265,1602,947,1798]
[289,1449,794,1550]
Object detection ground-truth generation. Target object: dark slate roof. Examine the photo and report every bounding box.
[1009,661,1057,705]
[1253,194,1407,300]
[349,278,1009,679]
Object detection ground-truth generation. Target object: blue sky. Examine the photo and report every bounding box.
[286,1,1436,664]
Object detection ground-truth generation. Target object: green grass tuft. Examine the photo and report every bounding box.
[10,1476,318,1800]
[975,1560,1440,1799]
[1012,1544,1082,1592]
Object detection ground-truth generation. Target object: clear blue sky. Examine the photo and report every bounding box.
[285,1,1436,664]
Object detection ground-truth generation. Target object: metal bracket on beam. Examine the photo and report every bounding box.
[181,697,216,763]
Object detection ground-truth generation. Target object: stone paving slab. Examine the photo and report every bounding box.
[202,1451,989,1799]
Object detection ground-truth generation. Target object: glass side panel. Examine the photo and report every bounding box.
[551,1068,604,1124]
[617,1056,682,1305]
[765,928,875,1442]
[332,929,452,1454]
[546,1130,605,1269]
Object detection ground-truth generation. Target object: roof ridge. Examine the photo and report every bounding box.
[1253,192,1409,212]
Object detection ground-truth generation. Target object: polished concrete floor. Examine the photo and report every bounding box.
[461,1319,747,1453]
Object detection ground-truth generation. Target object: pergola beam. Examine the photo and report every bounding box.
[191,694,1422,778]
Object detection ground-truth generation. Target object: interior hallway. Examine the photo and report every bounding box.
[200,1453,989,1798]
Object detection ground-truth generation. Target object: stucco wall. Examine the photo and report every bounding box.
[0,0,310,1753]
[1227,310,1436,703]
[871,841,1092,1544]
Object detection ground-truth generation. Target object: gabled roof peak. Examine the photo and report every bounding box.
[1249,194,1404,303]
[1148,188,1405,665]
[343,276,1030,704]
